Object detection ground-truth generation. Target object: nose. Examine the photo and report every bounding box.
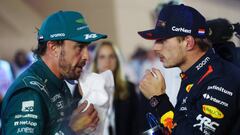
[81,47,89,61]
[152,43,162,51]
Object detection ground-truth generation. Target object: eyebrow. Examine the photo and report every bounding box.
[76,43,88,48]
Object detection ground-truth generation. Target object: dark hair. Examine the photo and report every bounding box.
[195,38,212,52]
[177,36,211,52]
[32,40,64,58]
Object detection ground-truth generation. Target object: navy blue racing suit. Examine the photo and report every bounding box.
[151,49,240,135]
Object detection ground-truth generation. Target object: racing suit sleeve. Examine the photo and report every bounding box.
[3,89,77,135]
[153,80,237,135]
[4,89,46,135]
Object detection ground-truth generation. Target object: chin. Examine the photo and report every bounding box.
[64,73,80,80]
[163,64,174,68]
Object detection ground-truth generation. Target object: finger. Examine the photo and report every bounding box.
[85,104,95,115]
[152,68,164,78]
[90,116,99,127]
[89,109,98,121]
[75,100,88,113]
[139,80,145,91]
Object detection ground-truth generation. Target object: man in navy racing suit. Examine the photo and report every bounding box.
[138,4,240,135]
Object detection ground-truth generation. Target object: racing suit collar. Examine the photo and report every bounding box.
[34,58,65,90]
[180,48,216,81]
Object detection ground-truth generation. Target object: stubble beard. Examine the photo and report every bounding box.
[59,48,80,80]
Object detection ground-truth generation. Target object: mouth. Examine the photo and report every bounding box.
[159,55,165,62]
[75,66,83,73]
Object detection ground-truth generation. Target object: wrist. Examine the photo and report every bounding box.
[149,94,167,108]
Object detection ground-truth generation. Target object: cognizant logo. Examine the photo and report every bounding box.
[172,26,191,34]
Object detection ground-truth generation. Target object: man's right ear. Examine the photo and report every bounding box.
[185,36,195,51]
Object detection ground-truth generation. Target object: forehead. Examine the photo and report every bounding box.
[64,40,89,47]
[98,45,114,54]
[155,37,180,44]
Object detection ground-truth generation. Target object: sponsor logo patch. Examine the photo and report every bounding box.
[186,84,194,93]
[84,34,97,40]
[207,85,233,96]
[50,33,65,38]
[76,26,89,30]
[14,121,37,127]
[55,130,64,135]
[203,93,228,107]
[21,101,34,112]
[51,94,62,103]
[76,18,86,24]
[196,57,210,70]
[193,114,219,134]
[157,20,166,27]
[160,111,174,129]
[15,114,38,119]
[171,26,191,33]
[202,105,224,119]
[17,127,34,134]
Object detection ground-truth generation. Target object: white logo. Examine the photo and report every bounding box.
[203,93,228,107]
[55,131,64,135]
[30,81,49,96]
[50,33,65,38]
[15,114,38,119]
[56,101,64,110]
[181,97,188,105]
[172,26,191,33]
[14,121,37,127]
[84,34,97,40]
[77,26,88,30]
[51,94,62,103]
[21,101,34,112]
[207,85,233,96]
[193,114,219,133]
[180,107,187,111]
[196,57,210,70]
[17,127,34,134]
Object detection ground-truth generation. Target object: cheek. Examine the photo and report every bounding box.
[110,59,117,70]
[97,59,107,71]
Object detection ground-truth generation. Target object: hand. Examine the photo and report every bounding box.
[69,101,99,133]
[139,68,166,99]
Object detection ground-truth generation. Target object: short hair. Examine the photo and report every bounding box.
[176,36,212,52]
[32,40,64,58]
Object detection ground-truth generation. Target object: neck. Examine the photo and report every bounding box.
[41,56,62,79]
[180,50,206,72]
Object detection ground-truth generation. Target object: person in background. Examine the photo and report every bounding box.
[0,59,14,100]
[1,10,107,135]
[12,49,32,77]
[91,41,139,135]
[138,4,240,134]
[0,59,14,132]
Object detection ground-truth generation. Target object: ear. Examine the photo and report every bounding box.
[184,36,195,51]
[46,41,61,57]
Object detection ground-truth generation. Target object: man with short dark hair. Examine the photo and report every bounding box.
[138,4,240,134]
[1,11,107,135]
